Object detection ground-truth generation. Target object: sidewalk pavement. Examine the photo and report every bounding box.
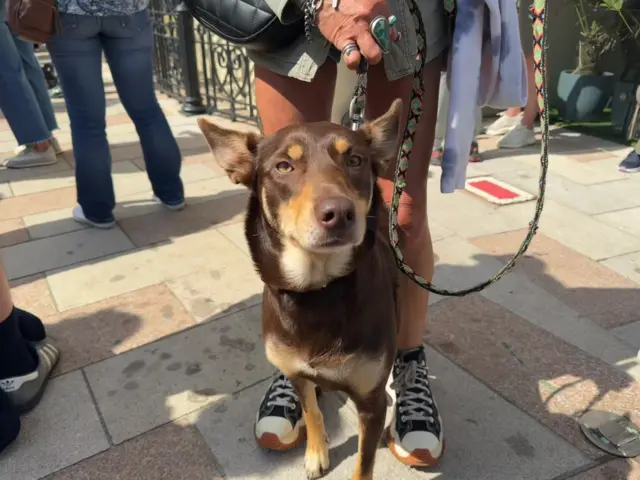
[1,62,640,480]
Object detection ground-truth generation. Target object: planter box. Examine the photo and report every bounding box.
[556,70,614,122]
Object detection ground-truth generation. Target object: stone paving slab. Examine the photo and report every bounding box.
[602,251,640,285]
[2,226,135,281]
[597,206,640,239]
[84,305,273,444]
[45,421,224,480]
[532,200,640,261]
[23,207,88,240]
[0,218,29,248]
[570,459,640,479]
[426,295,640,458]
[45,228,248,311]
[472,230,640,330]
[613,320,640,351]
[0,371,109,480]
[45,284,196,376]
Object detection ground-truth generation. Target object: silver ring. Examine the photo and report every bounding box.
[342,41,359,58]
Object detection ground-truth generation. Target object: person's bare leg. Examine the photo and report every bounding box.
[252,61,339,451]
[368,58,440,351]
[367,57,444,467]
[255,62,337,134]
[0,261,13,322]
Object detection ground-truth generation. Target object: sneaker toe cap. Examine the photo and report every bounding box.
[401,430,443,455]
[255,416,302,450]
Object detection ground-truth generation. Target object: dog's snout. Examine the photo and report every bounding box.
[315,197,355,230]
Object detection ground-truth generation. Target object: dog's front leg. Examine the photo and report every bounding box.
[291,377,330,479]
[351,388,387,480]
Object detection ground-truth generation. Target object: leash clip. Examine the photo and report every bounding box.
[349,64,368,131]
[349,95,365,131]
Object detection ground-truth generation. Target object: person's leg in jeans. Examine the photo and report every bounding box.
[0,21,56,168]
[14,37,58,137]
[102,10,184,207]
[48,15,116,226]
[11,35,63,156]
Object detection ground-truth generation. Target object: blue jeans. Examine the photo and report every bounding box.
[0,21,58,145]
[48,9,183,223]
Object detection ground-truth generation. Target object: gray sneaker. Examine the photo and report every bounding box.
[13,137,62,156]
[4,145,57,169]
[0,341,60,413]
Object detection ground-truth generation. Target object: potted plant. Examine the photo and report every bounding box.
[557,0,632,121]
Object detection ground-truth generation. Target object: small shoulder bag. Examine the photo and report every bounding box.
[185,0,305,52]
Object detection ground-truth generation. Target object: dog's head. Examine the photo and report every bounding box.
[198,99,402,289]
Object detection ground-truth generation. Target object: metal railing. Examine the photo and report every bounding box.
[149,0,257,122]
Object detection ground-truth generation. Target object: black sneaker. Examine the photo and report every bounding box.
[254,372,305,451]
[618,150,640,173]
[388,346,444,466]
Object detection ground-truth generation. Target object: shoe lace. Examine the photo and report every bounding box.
[266,374,299,410]
[391,359,435,423]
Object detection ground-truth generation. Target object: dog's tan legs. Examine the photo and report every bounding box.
[351,389,387,480]
[291,378,330,479]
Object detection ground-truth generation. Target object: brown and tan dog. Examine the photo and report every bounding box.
[198,99,403,480]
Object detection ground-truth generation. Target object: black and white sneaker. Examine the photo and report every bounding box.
[388,346,444,466]
[255,372,305,451]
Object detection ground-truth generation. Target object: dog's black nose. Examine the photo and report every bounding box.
[316,197,356,230]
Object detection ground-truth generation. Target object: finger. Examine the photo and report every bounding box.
[356,32,383,65]
[337,39,363,70]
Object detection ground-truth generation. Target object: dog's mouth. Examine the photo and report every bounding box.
[309,235,356,251]
[286,225,363,254]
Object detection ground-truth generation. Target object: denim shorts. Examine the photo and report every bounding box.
[248,0,448,82]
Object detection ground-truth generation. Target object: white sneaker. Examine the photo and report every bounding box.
[497,123,537,149]
[72,206,116,229]
[485,112,523,136]
[4,145,57,169]
[152,195,186,211]
[51,138,63,155]
[13,138,63,156]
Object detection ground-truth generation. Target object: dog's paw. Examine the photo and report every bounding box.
[304,447,330,479]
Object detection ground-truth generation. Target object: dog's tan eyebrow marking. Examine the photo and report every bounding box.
[287,144,304,161]
[333,136,351,154]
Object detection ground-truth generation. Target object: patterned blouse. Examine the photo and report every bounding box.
[57,0,150,16]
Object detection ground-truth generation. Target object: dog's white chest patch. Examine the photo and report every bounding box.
[265,337,386,397]
[279,241,352,290]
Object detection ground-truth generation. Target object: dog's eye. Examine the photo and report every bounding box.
[346,155,362,167]
[276,161,294,173]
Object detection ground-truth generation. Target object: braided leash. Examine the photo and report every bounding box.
[351,0,549,297]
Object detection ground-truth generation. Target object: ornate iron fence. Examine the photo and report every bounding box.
[149,0,257,122]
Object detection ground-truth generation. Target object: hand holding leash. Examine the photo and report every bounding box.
[308,0,398,70]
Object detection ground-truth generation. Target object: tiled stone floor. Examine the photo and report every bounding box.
[1,61,640,480]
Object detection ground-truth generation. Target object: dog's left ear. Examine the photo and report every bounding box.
[197,117,261,188]
[361,98,403,173]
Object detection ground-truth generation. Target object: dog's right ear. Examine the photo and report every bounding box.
[197,117,261,187]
